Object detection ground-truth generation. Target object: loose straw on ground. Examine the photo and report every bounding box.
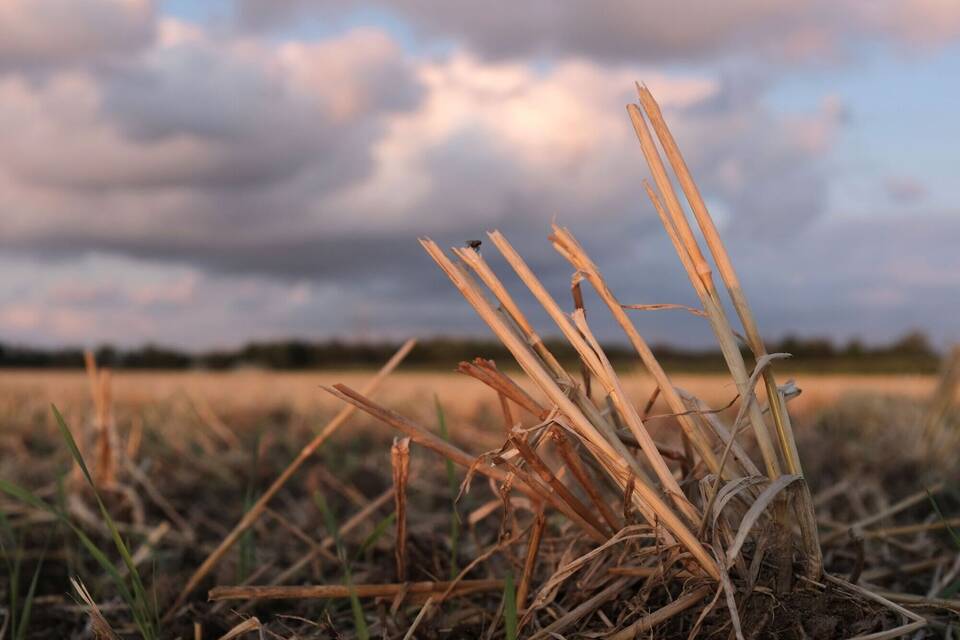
[391,437,410,581]
[608,585,713,640]
[209,579,504,602]
[166,339,416,619]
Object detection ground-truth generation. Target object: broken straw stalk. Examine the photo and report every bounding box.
[630,85,821,575]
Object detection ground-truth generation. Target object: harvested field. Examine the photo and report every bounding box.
[0,369,940,444]
[0,367,957,638]
[1,87,958,640]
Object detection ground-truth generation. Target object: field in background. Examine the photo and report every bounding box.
[0,368,938,442]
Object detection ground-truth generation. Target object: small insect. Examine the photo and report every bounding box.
[465,239,482,252]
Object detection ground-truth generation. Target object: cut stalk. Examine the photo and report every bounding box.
[637,86,803,476]
[633,88,821,575]
[453,246,618,441]
[210,579,504,601]
[626,106,782,479]
[457,360,546,420]
[326,384,607,543]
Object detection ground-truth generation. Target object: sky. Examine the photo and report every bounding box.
[1,0,959,350]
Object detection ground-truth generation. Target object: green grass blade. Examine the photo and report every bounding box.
[927,491,960,549]
[14,543,46,640]
[0,509,22,637]
[50,405,158,638]
[315,493,369,640]
[54,472,76,578]
[0,477,135,605]
[927,490,960,597]
[314,493,344,563]
[503,571,517,640]
[51,405,95,486]
[435,396,460,578]
[345,565,370,640]
[1,408,159,639]
[353,512,395,563]
[0,478,53,513]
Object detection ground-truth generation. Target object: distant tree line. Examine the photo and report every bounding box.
[0,331,945,373]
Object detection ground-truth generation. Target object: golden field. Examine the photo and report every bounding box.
[0,368,939,442]
[1,368,939,415]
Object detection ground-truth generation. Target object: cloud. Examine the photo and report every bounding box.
[0,0,156,70]
[1,4,957,348]
[0,32,849,351]
[1,23,420,192]
[233,1,960,64]
[0,34,838,272]
[733,213,960,343]
[0,23,424,268]
[0,254,337,347]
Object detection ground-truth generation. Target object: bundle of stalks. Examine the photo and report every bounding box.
[326,85,928,638]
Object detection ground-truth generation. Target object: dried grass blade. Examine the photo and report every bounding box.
[725,475,801,569]
[528,578,628,640]
[635,87,805,483]
[636,177,782,479]
[210,580,503,602]
[215,617,262,640]
[608,585,712,640]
